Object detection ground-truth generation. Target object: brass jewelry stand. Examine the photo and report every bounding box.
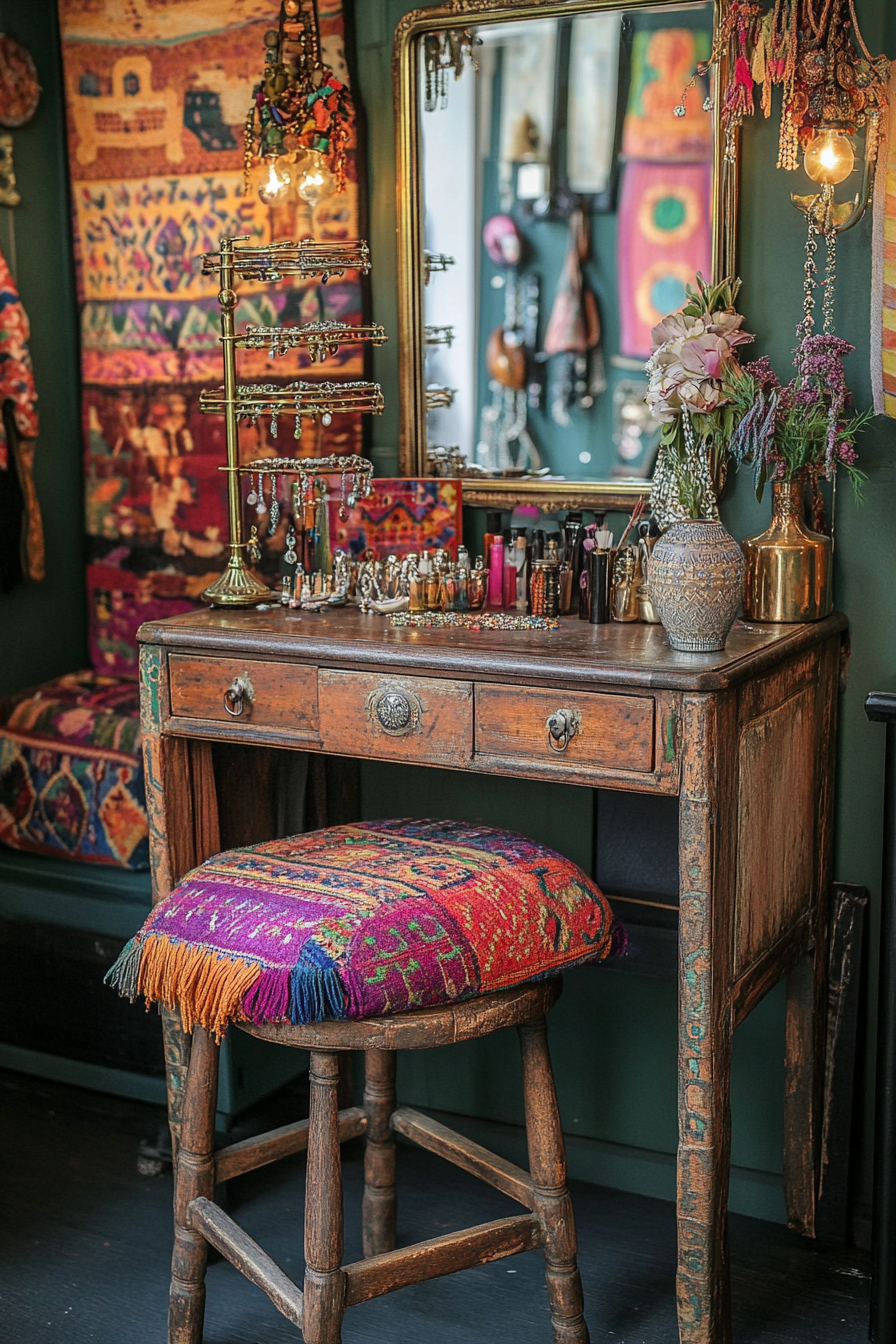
[199,234,385,607]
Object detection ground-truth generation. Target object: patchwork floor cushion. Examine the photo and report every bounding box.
[107,818,625,1037]
[0,671,148,869]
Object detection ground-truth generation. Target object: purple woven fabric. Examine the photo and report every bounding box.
[107,819,624,1036]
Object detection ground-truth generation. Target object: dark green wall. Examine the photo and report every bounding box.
[353,0,896,1227]
[0,1,86,694]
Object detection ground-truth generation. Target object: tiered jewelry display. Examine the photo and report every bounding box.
[198,233,385,606]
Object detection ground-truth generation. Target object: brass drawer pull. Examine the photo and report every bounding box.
[545,707,582,754]
[366,684,424,737]
[223,674,256,718]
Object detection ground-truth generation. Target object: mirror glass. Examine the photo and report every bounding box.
[399,0,727,506]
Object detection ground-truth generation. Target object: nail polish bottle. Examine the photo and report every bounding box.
[483,512,504,579]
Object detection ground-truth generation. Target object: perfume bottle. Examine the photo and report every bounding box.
[408,564,426,614]
[456,566,469,611]
[441,569,459,612]
[468,556,487,610]
[425,567,442,611]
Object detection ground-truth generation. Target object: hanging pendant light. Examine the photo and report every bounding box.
[295,149,335,207]
[256,153,292,205]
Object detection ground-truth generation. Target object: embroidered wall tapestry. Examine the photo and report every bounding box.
[58,0,364,675]
[0,240,43,588]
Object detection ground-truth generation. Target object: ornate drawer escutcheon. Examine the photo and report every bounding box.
[365,684,426,737]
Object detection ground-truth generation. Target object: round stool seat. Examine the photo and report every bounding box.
[237,978,562,1052]
[107,818,620,1039]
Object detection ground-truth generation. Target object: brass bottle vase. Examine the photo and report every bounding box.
[742,479,832,623]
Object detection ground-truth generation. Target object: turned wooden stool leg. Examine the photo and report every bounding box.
[169,1026,219,1344]
[303,1050,347,1344]
[519,1018,590,1344]
[362,1049,397,1257]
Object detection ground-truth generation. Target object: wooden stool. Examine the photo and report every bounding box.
[170,978,589,1344]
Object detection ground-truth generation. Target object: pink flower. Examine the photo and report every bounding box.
[679,332,730,381]
[707,310,754,347]
[650,312,702,349]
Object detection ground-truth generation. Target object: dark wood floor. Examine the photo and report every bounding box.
[0,1068,871,1343]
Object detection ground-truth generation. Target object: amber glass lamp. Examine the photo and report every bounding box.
[803,125,856,186]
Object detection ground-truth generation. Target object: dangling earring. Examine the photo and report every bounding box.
[269,473,280,535]
[247,524,261,563]
[285,526,297,565]
[257,472,267,515]
[270,405,279,439]
[246,472,257,507]
[339,464,348,520]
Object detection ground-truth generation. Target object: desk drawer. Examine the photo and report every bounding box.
[475,684,655,774]
[168,654,318,737]
[318,670,473,767]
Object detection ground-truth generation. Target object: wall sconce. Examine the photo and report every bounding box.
[792,113,882,235]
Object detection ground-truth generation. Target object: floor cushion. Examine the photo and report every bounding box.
[0,671,148,870]
[107,818,624,1038]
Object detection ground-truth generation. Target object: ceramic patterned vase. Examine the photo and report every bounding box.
[741,479,832,622]
[648,519,744,652]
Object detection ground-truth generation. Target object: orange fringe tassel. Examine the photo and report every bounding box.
[136,934,262,1041]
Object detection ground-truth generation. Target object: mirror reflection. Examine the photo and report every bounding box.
[416,2,715,488]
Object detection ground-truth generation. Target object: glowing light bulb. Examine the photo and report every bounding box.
[295,151,335,207]
[803,126,855,186]
[257,155,291,205]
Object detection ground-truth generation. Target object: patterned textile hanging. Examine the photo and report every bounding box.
[0,240,42,589]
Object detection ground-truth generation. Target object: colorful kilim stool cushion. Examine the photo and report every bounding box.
[0,671,148,869]
[107,819,624,1037]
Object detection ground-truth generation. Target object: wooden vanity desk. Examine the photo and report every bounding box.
[138,606,845,1344]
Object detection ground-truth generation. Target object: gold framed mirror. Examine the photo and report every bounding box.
[394,0,737,510]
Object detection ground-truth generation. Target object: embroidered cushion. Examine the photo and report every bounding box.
[107,819,624,1037]
[0,671,148,869]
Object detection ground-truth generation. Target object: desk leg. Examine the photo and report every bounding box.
[676,696,734,1344]
[141,645,221,1162]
